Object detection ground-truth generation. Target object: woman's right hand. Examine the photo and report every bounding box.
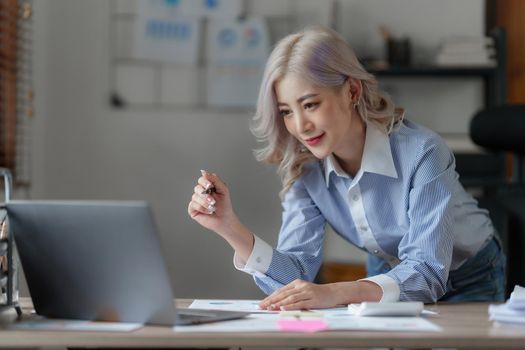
[188,170,238,238]
[188,170,255,262]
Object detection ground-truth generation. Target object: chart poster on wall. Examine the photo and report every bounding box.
[182,0,243,18]
[133,0,201,64]
[206,18,269,107]
[133,0,243,18]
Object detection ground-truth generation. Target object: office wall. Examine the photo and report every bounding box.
[31,0,284,299]
[29,0,485,298]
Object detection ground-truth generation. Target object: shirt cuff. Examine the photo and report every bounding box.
[359,274,400,302]
[233,234,273,277]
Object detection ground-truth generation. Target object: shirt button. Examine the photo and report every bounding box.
[360,226,368,231]
[352,195,359,201]
[256,257,262,263]
[373,249,379,254]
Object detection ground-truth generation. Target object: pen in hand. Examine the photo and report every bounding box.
[200,169,217,195]
[199,170,217,214]
[201,186,217,195]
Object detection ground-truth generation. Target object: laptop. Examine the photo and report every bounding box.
[6,200,249,326]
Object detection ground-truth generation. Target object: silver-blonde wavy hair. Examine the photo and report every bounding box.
[251,27,404,197]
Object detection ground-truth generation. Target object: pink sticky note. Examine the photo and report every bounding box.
[277,319,328,333]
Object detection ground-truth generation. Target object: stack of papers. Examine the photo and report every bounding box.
[489,285,525,324]
[348,302,424,317]
[435,36,496,67]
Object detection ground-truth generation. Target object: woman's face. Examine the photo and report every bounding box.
[275,74,362,160]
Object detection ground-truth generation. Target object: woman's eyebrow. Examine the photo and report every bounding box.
[277,93,319,107]
[297,93,319,103]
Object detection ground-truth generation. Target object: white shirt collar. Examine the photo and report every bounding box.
[324,122,398,187]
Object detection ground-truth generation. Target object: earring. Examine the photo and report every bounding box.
[300,145,308,153]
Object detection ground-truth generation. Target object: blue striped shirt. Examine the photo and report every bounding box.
[235,120,494,302]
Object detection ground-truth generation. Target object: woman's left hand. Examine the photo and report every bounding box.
[258,279,344,310]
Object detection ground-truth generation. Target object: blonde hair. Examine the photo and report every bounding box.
[251,27,404,197]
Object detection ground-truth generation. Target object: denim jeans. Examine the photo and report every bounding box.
[366,236,507,302]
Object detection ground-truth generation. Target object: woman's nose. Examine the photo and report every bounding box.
[295,112,313,133]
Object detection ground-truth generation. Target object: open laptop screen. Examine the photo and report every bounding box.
[8,200,248,326]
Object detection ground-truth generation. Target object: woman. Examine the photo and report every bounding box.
[188,27,505,310]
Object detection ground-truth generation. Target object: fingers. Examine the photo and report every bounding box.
[188,200,214,218]
[260,284,295,309]
[188,183,217,218]
[276,299,312,310]
[262,290,309,311]
[199,170,228,194]
[193,184,216,206]
[198,171,215,194]
[259,280,307,310]
[188,169,226,220]
[192,193,216,213]
[274,291,309,310]
[188,202,200,218]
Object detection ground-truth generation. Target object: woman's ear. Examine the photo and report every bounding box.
[346,78,362,105]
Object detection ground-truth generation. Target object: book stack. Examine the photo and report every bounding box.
[435,36,496,67]
[489,285,525,324]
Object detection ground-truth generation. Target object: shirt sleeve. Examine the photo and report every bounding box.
[233,175,327,295]
[360,274,400,302]
[386,136,456,302]
[233,234,273,277]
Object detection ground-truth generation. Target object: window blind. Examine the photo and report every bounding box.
[0,0,33,187]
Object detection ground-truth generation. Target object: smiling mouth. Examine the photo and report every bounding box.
[304,133,325,146]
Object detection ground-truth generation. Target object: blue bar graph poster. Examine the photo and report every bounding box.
[133,0,202,64]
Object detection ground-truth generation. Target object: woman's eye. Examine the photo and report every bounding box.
[304,102,319,110]
[279,109,291,117]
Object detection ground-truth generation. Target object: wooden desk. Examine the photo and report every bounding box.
[0,298,523,349]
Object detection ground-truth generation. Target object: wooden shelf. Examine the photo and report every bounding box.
[366,27,507,108]
[368,65,497,77]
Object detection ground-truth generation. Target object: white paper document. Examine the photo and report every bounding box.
[325,313,441,332]
[508,285,525,309]
[315,307,441,332]
[10,318,142,332]
[489,285,525,324]
[179,300,441,333]
[189,299,275,313]
[175,313,280,332]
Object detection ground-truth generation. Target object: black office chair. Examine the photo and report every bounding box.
[470,105,525,297]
